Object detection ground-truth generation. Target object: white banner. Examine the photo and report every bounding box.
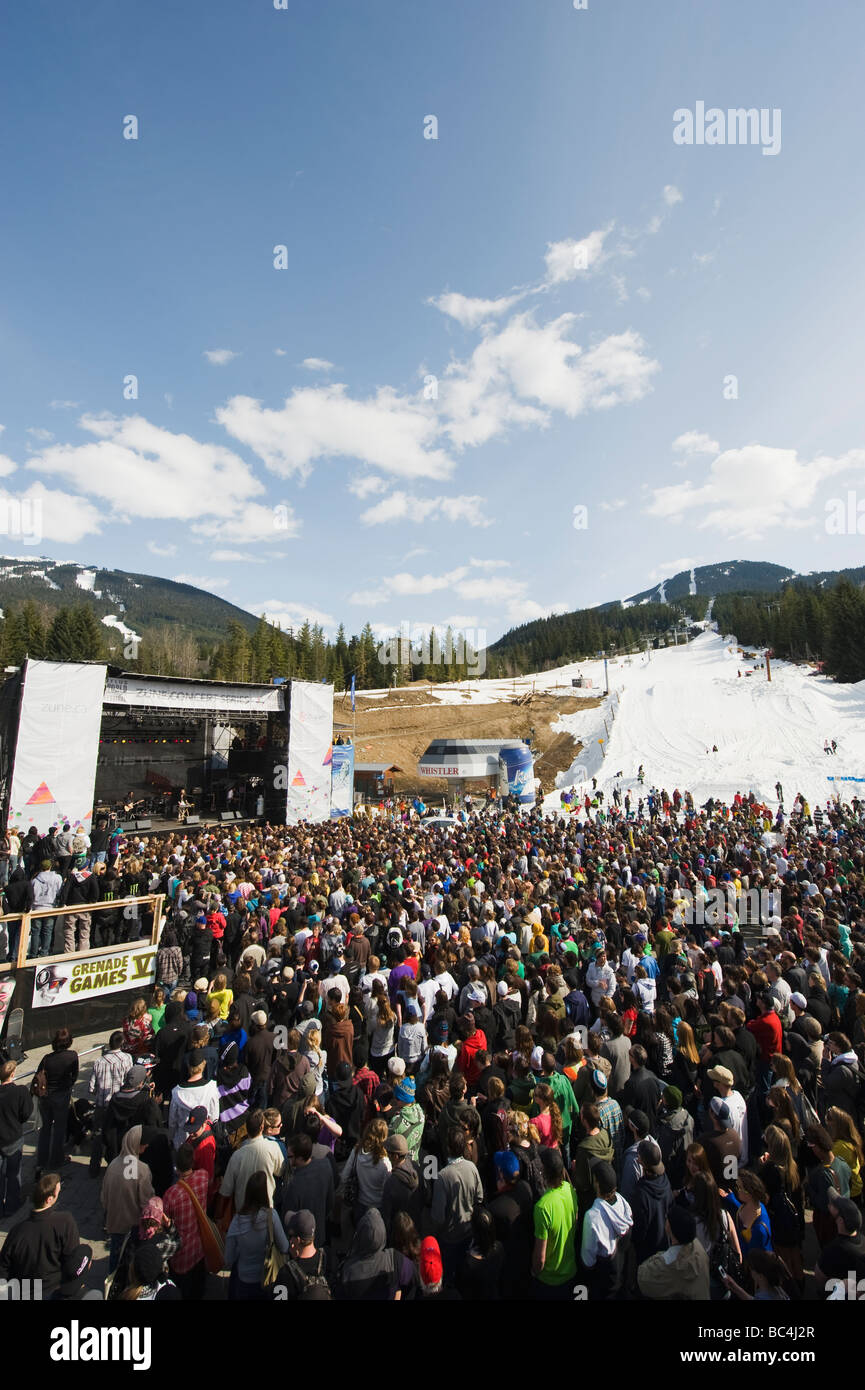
[104,675,284,713]
[9,661,107,836]
[32,942,158,1009]
[285,681,333,824]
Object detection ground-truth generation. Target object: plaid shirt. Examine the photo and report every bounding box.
[88,1049,132,1109]
[598,1095,625,1167]
[163,1169,209,1274]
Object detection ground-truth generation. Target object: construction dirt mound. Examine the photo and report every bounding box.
[335,688,603,800]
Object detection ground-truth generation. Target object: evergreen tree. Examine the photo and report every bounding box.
[45,608,79,661]
[71,606,107,661]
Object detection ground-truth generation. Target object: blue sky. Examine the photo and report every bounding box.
[1,0,864,644]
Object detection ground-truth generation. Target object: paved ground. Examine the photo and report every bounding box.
[5,1028,228,1298]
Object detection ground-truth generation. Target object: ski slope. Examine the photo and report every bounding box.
[358,625,865,809]
[544,628,865,811]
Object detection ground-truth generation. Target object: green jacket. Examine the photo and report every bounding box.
[545,1069,579,1139]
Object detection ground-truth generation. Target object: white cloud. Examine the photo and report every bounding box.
[29,414,264,522]
[647,444,864,540]
[443,315,658,449]
[505,598,570,624]
[27,428,54,443]
[49,400,80,410]
[203,349,240,365]
[252,600,336,631]
[469,558,509,570]
[300,358,334,372]
[217,386,453,482]
[663,185,683,206]
[352,562,564,631]
[544,226,612,285]
[672,431,720,467]
[455,575,526,602]
[610,274,628,304]
[192,501,300,544]
[274,348,287,356]
[348,474,388,499]
[389,567,469,596]
[600,498,627,511]
[0,456,17,478]
[438,614,479,629]
[0,483,102,544]
[147,541,177,557]
[636,287,652,301]
[360,492,491,528]
[172,574,231,592]
[210,549,266,563]
[648,557,696,581]
[348,588,389,607]
[429,291,524,329]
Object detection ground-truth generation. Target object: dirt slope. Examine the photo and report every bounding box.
[334,688,602,798]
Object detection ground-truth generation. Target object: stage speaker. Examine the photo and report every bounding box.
[220,811,234,821]
[232,811,244,820]
[120,822,137,832]
[136,819,153,830]
[186,814,200,825]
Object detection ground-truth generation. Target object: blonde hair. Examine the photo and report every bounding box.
[827,1106,865,1167]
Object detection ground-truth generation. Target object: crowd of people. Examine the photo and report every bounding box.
[1,785,865,1302]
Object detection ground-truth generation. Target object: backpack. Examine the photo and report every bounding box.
[768,1189,799,1248]
[710,1211,743,1289]
[283,1249,330,1297]
[840,1063,865,1127]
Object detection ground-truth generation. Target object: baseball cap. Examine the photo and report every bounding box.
[385,1132,408,1157]
[790,992,807,1009]
[709,1096,733,1127]
[494,1149,520,1180]
[707,1064,734,1086]
[497,980,509,997]
[638,1138,663,1172]
[828,1193,862,1232]
[127,1065,149,1088]
[419,1237,443,1288]
[590,1068,608,1093]
[251,1010,268,1027]
[286,1209,316,1242]
[185,1106,208,1129]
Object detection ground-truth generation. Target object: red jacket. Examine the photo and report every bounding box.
[456,1029,488,1086]
[747,1011,783,1062]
